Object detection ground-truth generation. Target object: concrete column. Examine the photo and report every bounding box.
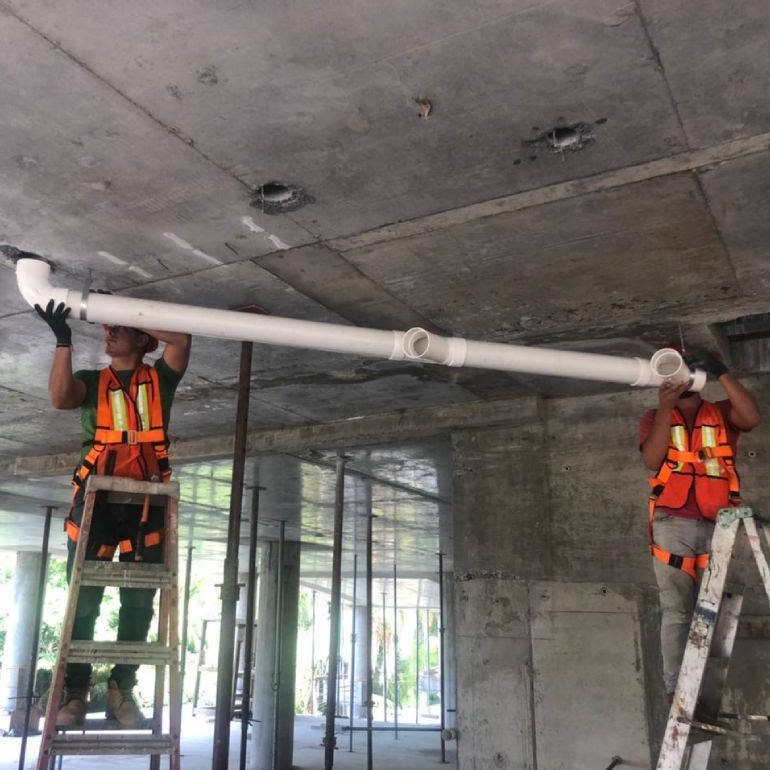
[353,604,369,717]
[0,551,44,714]
[250,540,301,770]
[452,423,550,770]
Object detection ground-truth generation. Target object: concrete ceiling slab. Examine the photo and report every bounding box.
[2,0,686,239]
[341,174,738,340]
[698,153,770,297]
[639,0,770,148]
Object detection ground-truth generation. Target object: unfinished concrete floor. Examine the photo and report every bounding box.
[0,712,456,770]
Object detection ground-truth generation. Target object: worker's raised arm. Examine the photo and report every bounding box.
[140,327,192,374]
[719,373,761,431]
[640,381,689,470]
[35,300,86,409]
[684,351,761,432]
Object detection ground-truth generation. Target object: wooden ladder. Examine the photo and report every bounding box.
[38,475,182,770]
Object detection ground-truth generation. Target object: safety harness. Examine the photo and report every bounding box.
[648,401,741,578]
[66,364,171,553]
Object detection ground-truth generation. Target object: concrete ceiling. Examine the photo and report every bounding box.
[1,0,769,571]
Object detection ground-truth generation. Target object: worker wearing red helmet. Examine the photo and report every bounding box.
[35,298,191,729]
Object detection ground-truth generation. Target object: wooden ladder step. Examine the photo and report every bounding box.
[65,640,173,666]
[80,561,173,589]
[49,733,175,755]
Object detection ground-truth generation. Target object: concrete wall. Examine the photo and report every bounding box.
[451,381,770,770]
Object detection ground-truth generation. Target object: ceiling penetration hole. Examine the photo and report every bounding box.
[523,121,595,155]
[250,182,314,215]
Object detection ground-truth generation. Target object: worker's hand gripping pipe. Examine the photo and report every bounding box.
[12,252,706,391]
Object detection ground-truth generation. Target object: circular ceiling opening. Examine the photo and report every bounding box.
[250,182,314,215]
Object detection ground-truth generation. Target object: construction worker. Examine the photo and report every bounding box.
[639,351,760,699]
[35,297,191,728]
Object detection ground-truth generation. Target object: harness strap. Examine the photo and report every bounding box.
[651,544,709,580]
[65,518,163,553]
[92,427,167,445]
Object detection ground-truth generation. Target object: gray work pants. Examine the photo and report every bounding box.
[652,514,714,694]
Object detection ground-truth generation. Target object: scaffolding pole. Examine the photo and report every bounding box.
[348,554,358,752]
[240,485,262,770]
[272,520,286,770]
[438,552,447,764]
[212,339,252,770]
[324,453,346,769]
[393,562,399,740]
[365,487,374,770]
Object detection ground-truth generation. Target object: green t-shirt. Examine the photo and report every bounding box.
[74,358,183,460]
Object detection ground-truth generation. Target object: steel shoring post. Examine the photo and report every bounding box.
[348,554,358,752]
[415,608,420,725]
[365,490,374,770]
[18,505,54,770]
[310,590,317,715]
[324,453,347,769]
[382,591,388,724]
[272,520,286,770]
[393,563,399,740]
[212,339,252,770]
[438,553,447,764]
[240,485,263,770]
[180,543,194,697]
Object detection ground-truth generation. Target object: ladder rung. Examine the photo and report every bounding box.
[65,641,172,666]
[80,562,173,589]
[84,475,179,500]
[57,719,154,732]
[49,734,175,755]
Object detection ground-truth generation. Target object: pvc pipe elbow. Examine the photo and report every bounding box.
[15,256,73,310]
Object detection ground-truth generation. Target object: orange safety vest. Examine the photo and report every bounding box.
[66,364,171,553]
[647,401,741,578]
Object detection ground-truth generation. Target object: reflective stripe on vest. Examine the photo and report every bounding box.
[647,401,741,579]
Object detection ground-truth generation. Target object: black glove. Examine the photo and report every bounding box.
[34,299,72,347]
[684,351,728,379]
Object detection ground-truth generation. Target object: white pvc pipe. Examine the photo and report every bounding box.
[15,256,705,391]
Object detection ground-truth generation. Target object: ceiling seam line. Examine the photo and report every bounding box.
[0,1,260,195]
[328,133,770,254]
[691,171,745,298]
[633,0,692,151]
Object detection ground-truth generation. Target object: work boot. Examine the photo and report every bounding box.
[56,686,89,727]
[105,680,146,728]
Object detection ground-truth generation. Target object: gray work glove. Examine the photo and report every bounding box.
[684,351,728,379]
[34,299,72,347]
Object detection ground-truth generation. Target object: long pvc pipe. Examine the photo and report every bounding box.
[14,256,705,391]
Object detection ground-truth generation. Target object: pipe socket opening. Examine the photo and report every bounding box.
[402,327,431,359]
[650,348,686,380]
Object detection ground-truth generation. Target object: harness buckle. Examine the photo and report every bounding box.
[699,447,715,461]
[667,554,684,570]
[127,429,138,445]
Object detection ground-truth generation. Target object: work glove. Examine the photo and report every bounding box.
[34,299,72,347]
[684,350,728,379]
